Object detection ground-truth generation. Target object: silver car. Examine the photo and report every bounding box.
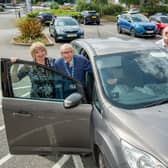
[49,16,84,42]
[1,37,168,168]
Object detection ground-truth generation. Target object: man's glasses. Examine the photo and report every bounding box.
[61,50,72,54]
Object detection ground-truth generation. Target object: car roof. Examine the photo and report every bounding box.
[72,37,157,56]
[55,16,74,19]
[82,10,96,13]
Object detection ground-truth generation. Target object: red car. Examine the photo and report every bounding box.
[149,15,168,34]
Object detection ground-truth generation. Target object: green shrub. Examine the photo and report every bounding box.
[141,5,168,16]
[76,0,100,12]
[50,2,59,9]
[76,1,125,16]
[27,10,39,18]
[51,8,80,17]
[101,4,124,15]
[16,17,44,39]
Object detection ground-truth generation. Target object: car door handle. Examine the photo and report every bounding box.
[13,111,33,117]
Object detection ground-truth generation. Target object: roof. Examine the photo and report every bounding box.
[73,37,157,56]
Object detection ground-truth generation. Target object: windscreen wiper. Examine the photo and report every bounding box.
[144,98,168,107]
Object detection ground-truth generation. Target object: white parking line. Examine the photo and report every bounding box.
[0,154,13,166]
[72,155,84,168]
[0,125,5,131]
[52,155,71,168]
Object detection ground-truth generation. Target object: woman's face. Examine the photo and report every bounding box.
[34,48,46,63]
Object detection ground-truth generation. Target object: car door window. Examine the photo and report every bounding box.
[9,62,79,101]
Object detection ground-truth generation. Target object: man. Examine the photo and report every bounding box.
[54,43,92,86]
[156,26,168,51]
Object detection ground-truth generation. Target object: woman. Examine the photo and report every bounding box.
[11,42,56,98]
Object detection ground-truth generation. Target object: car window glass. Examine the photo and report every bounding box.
[57,21,64,26]
[95,50,168,109]
[9,63,78,101]
[132,14,149,22]
[56,18,78,26]
[160,16,168,23]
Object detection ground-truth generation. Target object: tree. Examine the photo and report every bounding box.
[93,0,108,5]
[119,0,140,7]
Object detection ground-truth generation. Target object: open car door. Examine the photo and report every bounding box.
[1,59,92,155]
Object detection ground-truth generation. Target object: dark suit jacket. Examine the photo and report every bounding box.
[54,54,92,86]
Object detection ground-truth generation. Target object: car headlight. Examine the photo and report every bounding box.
[121,140,166,168]
[79,29,84,34]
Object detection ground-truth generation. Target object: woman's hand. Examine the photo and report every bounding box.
[10,57,18,62]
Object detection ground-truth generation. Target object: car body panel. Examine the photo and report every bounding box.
[150,15,168,34]
[72,38,168,167]
[49,16,84,42]
[1,38,168,168]
[37,12,53,24]
[117,13,157,37]
[1,59,92,155]
[80,10,100,25]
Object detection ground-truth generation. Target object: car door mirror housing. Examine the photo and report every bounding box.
[64,93,83,108]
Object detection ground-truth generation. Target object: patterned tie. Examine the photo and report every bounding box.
[66,62,72,75]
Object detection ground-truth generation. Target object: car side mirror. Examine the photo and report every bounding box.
[128,20,132,23]
[64,93,83,108]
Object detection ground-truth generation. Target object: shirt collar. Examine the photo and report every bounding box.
[64,58,73,67]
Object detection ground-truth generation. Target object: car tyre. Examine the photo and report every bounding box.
[97,21,100,25]
[117,25,122,34]
[98,150,110,168]
[54,33,59,43]
[49,29,53,37]
[130,28,136,37]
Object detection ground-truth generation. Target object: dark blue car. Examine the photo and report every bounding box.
[117,13,157,37]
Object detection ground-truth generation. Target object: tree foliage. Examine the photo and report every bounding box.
[119,0,140,6]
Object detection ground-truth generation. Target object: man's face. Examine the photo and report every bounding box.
[61,47,73,62]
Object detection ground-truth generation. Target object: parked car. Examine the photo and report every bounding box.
[1,37,168,168]
[49,16,84,42]
[40,1,52,7]
[37,11,53,24]
[128,7,140,14]
[152,12,168,16]
[149,14,168,34]
[79,10,100,25]
[117,13,157,37]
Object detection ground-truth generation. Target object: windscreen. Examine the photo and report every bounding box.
[131,14,149,22]
[56,18,78,26]
[95,50,168,109]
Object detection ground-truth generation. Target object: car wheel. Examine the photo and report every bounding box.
[160,28,163,35]
[54,32,59,42]
[97,21,100,25]
[98,150,110,168]
[130,28,136,37]
[49,28,53,37]
[117,25,122,34]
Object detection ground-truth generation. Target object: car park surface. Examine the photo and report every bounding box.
[1,36,168,168]
[49,16,84,42]
[117,13,157,37]
[79,10,100,25]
